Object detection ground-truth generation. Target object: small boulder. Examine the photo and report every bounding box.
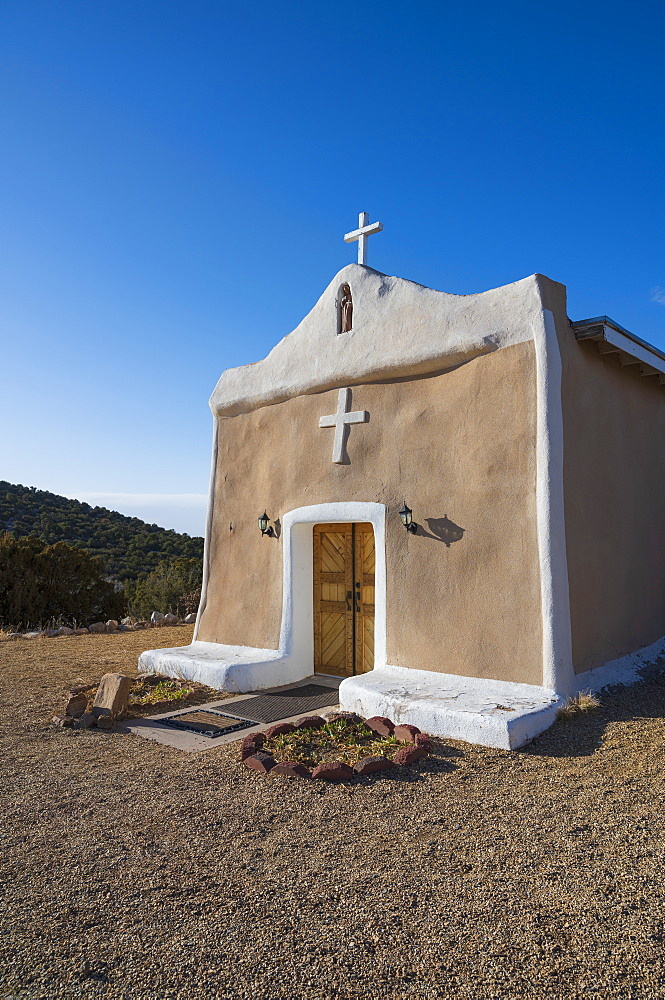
[95,713,115,730]
[121,616,135,626]
[151,612,165,624]
[134,621,148,629]
[73,628,89,635]
[393,746,428,766]
[264,722,296,738]
[293,715,326,730]
[92,673,130,720]
[183,613,197,624]
[415,733,432,751]
[65,693,88,719]
[393,723,421,743]
[244,752,276,773]
[353,755,396,775]
[52,715,75,727]
[105,620,118,633]
[22,631,43,638]
[88,622,106,634]
[163,613,180,625]
[75,712,97,730]
[311,761,354,782]
[365,716,395,737]
[58,626,74,636]
[44,629,61,638]
[270,761,311,778]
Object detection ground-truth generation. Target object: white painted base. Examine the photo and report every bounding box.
[572,633,665,694]
[138,634,665,749]
[137,642,310,694]
[338,666,563,750]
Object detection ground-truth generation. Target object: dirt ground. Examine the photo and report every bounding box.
[0,629,664,1000]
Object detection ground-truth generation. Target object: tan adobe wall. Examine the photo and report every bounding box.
[198,340,543,685]
[559,321,665,673]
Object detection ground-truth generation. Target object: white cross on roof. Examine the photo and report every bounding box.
[344,211,383,265]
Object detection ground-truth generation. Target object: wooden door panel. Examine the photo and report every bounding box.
[314,524,354,677]
[353,524,375,674]
[314,522,375,677]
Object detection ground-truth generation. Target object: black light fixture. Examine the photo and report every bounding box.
[258,511,274,537]
[399,502,418,534]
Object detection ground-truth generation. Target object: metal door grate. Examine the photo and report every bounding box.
[228,684,339,724]
[158,710,256,738]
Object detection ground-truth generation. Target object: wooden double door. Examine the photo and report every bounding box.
[313,522,375,677]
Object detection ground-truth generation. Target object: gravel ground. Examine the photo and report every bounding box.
[1,630,664,1000]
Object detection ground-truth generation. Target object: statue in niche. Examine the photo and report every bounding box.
[339,283,353,333]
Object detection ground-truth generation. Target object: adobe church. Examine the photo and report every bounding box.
[140,213,665,748]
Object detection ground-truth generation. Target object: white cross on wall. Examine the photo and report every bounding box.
[319,388,369,464]
[344,211,383,265]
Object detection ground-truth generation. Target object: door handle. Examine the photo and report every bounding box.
[354,581,361,613]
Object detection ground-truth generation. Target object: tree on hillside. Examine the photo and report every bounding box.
[0,533,126,629]
[125,557,202,619]
[0,480,204,584]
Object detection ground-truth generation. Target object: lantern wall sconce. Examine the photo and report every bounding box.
[399,502,418,534]
[258,511,274,537]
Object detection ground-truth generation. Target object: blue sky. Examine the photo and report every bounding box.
[1,0,663,536]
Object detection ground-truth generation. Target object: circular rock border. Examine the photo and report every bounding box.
[241,713,432,781]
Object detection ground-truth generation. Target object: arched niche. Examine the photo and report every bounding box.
[337,283,353,334]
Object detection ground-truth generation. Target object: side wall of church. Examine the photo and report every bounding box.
[558,314,665,674]
[197,340,543,685]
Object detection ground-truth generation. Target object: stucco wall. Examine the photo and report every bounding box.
[198,340,543,685]
[560,324,665,673]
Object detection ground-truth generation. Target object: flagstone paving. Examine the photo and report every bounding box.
[1,628,664,999]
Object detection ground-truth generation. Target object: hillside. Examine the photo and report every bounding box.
[0,481,204,584]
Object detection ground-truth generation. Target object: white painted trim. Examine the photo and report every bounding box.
[533,309,574,695]
[210,266,546,417]
[595,325,665,375]
[574,633,665,693]
[193,415,219,641]
[279,502,387,670]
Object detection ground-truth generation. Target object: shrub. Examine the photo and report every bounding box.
[556,690,601,720]
[124,557,202,619]
[0,532,125,630]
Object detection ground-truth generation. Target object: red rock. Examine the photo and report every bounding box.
[240,732,266,759]
[244,753,276,773]
[264,722,296,738]
[415,733,432,751]
[270,761,311,778]
[393,723,421,743]
[353,756,396,775]
[311,761,354,782]
[393,746,428,765]
[293,715,326,730]
[365,716,395,737]
[52,715,75,728]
